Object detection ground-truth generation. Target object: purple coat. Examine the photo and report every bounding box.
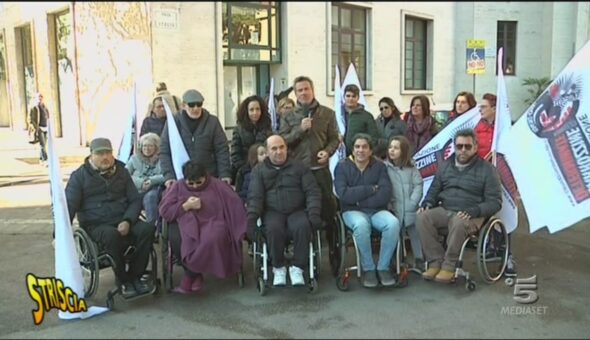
[159,176,246,278]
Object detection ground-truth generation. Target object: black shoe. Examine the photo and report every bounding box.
[377,270,397,287]
[122,283,137,297]
[362,271,379,288]
[133,278,151,295]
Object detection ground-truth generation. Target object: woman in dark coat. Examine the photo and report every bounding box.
[230,95,272,182]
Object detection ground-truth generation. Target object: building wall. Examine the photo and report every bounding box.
[276,2,455,116]
[151,2,221,118]
[454,2,590,120]
[1,1,588,147]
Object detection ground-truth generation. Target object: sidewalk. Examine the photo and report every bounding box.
[0,128,88,187]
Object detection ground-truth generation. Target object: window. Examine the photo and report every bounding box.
[222,2,280,64]
[497,21,517,75]
[331,3,368,90]
[404,16,428,90]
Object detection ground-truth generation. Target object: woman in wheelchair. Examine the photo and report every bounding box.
[159,160,247,294]
[125,132,165,226]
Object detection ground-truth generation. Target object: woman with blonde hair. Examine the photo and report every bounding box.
[126,132,165,225]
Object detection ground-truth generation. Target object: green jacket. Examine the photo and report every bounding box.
[344,105,382,154]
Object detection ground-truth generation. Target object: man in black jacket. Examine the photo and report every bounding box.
[247,135,322,287]
[65,138,155,296]
[416,129,502,283]
[160,89,231,187]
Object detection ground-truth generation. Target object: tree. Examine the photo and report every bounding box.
[522,77,552,106]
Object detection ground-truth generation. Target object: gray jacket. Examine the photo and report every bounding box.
[385,161,423,227]
[422,155,502,218]
[125,154,165,191]
[160,109,231,180]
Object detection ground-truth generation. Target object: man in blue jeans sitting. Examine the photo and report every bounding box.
[334,133,401,287]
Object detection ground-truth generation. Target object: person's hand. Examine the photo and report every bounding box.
[117,221,130,236]
[338,134,344,144]
[317,150,329,165]
[188,196,201,210]
[309,214,323,231]
[301,117,313,131]
[141,179,151,192]
[165,179,176,188]
[417,206,429,214]
[221,177,232,185]
[457,211,471,220]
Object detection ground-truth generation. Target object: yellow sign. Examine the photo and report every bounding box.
[466,40,486,75]
[27,273,88,325]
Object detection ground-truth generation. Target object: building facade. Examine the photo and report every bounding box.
[0,2,588,147]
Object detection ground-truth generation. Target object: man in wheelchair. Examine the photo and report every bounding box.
[334,133,401,288]
[66,138,155,297]
[416,129,502,283]
[247,135,322,287]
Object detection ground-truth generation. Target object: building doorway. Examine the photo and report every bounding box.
[223,64,269,130]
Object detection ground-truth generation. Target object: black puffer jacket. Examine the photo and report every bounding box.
[422,155,502,218]
[160,109,231,180]
[65,158,141,228]
[230,124,271,177]
[247,158,321,220]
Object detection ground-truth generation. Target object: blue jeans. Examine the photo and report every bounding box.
[342,210,400,271]
[142,187,160,225]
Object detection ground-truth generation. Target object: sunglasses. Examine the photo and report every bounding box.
[187,102,203,108]
[455,143,474,151]
[379,106,390,111]
[187,179,206,186]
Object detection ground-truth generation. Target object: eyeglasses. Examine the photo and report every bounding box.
[187,102,203,108]
[187,179,206,186]
[379,106,390,111]
[142,144,156,148]
[455,143,474,151]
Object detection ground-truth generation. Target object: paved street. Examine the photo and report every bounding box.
[1,179,589,338]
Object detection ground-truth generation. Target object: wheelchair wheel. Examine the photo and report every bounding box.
[477,218,509,283]
[73,228,100,299]
[331,214,347,278]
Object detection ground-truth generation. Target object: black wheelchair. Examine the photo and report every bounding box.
[73,227,160,309]
[251,218,321,296]
[329,212,410,291]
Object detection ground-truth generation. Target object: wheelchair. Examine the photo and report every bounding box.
[159,219,245,291]
[331,212,409,291]
[73,227,160,309]
[252,219,322,296]
[425,215,510,291]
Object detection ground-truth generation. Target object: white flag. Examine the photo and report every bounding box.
[268,78,278,133]
[163,99,190,180]
[330,65,347,194]
[47,118,108,319]
[505,40,590,234]
[493,47,519,233]
[117,83,136,164]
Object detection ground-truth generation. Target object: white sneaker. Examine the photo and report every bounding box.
[272,266,287,287]
[289,266,305,286]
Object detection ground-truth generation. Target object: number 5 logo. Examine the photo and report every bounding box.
[513,275,538,304]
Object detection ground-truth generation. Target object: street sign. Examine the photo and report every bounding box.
[467,39,486,74]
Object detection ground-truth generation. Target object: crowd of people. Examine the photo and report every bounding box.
[59,76,514,297]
